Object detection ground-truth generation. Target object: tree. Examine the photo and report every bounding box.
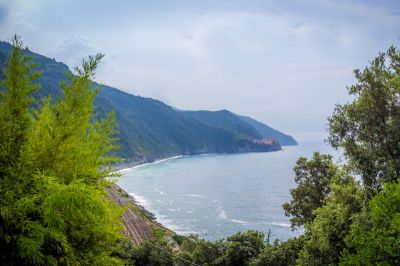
[250,237,304,266]
[283,152,338,228]
[0,37,123,265]
[328,46,400,196]
[177,235,222,266]
[297,171,362,266]
[125,240,175,266]
[215,230,265,266]
[27,53,119,185]
[0,35,40,170]
[340,181,400,265]
[0,35,43,265]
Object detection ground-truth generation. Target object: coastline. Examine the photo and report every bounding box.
[111,147,300,240]
[112,155,183,172]
[117,155,183,173]
[107,183,176,244]
[110,155,185,238]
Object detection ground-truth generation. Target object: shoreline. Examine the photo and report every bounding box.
[112,156,185,236]
[112,143,297,172]
[117,155,183,173]
[111,147,299,240]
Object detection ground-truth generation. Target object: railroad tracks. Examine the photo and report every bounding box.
[106,184,154,245]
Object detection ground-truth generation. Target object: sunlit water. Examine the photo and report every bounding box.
[118,141,339,241]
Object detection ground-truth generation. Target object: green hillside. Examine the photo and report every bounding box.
[238,115,297,146]
[183,110,297,146]
[0,41,287,162]
[183,110,262,139]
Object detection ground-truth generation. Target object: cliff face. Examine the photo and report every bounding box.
[0,41,291,162]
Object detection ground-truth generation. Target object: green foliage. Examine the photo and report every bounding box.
[297,172,363,266]
[215,230,265,266]
[27,53,119,185]
[0,37,123,265]
[127,240,175,266]
[250,237,304,266]
[0,35,40,177]
[340,182,400,265]
[328,46,400,195]
[177,235,222,266]
[283,152,338,228]
[176,231,265,266]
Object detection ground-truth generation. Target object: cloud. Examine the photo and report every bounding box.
[0,4,9,24]
[2,0,399,140]
[47,35,99,67]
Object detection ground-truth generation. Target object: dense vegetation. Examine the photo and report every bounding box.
[0,36,124,265]
[2,36,400,265]
[0,40,293,163]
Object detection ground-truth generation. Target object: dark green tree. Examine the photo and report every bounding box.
[283,152,338,228]
[177,235,222,266]
[340,181,400,265]
[297,171,362,266]
[250,237,304,266]
[328,46,400,195]
[126,240,175,266]
[215,230,265,266]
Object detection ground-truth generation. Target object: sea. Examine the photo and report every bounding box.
[117,141,341,241]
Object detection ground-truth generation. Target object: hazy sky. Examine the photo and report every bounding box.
[1,0,399,140]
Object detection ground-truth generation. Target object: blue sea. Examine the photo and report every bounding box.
[118,141,340,241]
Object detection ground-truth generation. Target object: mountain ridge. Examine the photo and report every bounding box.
[0,40,296,163]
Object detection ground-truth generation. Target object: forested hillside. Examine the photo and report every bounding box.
[0,41,292,163]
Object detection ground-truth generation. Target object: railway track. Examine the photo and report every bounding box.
[106,184,154,245]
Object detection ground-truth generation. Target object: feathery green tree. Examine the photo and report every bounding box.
[0,36,123,265]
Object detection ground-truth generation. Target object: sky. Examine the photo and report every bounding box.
[0,0,399,141]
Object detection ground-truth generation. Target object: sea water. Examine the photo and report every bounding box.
[118,141,340,241]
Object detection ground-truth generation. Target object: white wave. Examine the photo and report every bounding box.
[217,206,227,219]
[167,208,182,212]
[128,192,190,236]
[129,192,150,208]
[230,219,247,224]
[183,194,205,198]
[176,230,200,235]
[154,188,165,195]
[118,155,183,173]
[118,167,133,174]
[153,214,181,232]
[268,222,291,227]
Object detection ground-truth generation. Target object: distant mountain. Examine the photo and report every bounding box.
[0,41,289,162]
[183,110,297,146]
[238,115,297,146]
[183,110,262,139]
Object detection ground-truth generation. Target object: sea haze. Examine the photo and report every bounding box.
[118,141,339,241]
